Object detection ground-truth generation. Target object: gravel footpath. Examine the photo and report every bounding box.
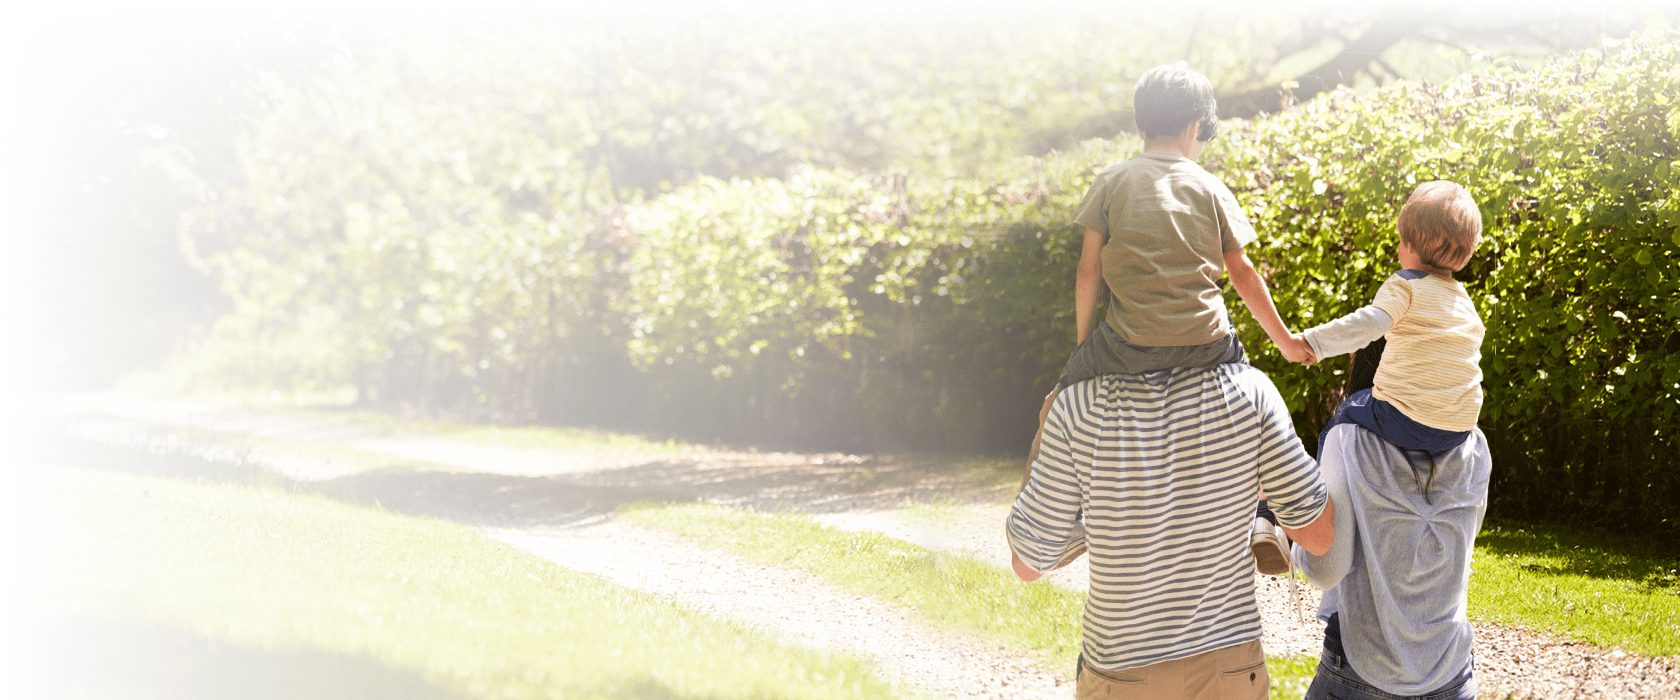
[44,393,1680,699]
[486,519,1070,699]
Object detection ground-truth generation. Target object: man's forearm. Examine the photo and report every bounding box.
[1282,496,1336,556]
[1010,548,1044,582]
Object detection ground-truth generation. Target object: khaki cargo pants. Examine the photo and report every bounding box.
[1077,640,1268,700]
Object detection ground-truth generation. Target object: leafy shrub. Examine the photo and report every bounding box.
[620,141,1128,448]
[627,30,1680,534]
[1206,31,1679,536]
[186,28,1678,535]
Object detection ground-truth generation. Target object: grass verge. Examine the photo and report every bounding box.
[620,502,1319,698]
[1267,655,1318,699]
[77,379,690,457]
[142,421,451,477]
[3,465,906,700]
[1469,523,1680,656]
[303,409,692,454]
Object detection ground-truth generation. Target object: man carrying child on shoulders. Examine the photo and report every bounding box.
[1008,62,1336,700]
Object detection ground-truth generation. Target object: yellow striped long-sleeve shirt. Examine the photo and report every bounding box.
[1369,270,1485,432]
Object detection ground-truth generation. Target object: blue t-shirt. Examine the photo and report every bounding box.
[1295,422,1491,694]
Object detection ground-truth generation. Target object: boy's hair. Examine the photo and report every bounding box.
[1398,181,1482,271]
[1134,62,1218,142]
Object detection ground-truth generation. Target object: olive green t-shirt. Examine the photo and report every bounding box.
[1073,151,1258,346]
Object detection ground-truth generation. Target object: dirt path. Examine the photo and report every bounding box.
[41,393,1680,699]
[486,520,1069,699]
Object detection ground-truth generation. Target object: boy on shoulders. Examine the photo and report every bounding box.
[1026,62,1311,575]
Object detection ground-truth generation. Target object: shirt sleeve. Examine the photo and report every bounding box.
[1211,179,1258,252]
[1304,307,1393,360]
[1370,274,1413,324]
[1006,383,1088,573]
[1072,172,1109,237]
[1294,424,1358,590]
[1239,368,1329,529]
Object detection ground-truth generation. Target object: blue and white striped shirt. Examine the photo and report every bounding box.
[1007,364,1329,671]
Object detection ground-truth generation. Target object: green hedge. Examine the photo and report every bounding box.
[186,31,1678,535]
[619,144,1125,448]
[623,31,1680,534]
[1210,32,1679,536]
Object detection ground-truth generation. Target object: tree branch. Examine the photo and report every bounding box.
[1218,11,1426,119]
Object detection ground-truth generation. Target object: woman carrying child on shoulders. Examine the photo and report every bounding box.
[1292,181,1491,700]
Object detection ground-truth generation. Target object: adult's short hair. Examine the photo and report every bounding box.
[1398,181,1482,271]
[1134,62,1218,141]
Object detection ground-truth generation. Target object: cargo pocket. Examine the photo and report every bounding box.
[1217,660,1268,700]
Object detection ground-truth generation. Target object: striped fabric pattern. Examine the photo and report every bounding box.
[1370,270,1485,432]
[1007,364,1328,672]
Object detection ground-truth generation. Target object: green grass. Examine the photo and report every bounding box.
[1266,655,1318,700]
[3,466,907,700]
[1469,523,1680,656]
[5,424,443,492]
[154,421,453,476]
[103,374,692,456]
[305,409,693,454]
[619,502,1320,697]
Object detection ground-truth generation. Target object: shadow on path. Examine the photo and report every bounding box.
[5,423,1020,530]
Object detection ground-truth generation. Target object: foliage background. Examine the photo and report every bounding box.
[3,6,1676,537]
[1208,34,1680,537]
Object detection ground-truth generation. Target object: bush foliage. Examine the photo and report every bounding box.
[186,31,1678,536]
[1212,32,1679,536]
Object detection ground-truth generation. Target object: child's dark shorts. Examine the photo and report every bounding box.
[1057,321,1248,389]
[1317,388,1471,457]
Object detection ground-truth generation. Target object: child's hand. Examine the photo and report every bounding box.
[1297,335,1318,366]
[1278,334,1317,366]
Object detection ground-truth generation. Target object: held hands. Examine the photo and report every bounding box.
[1277,334,1317,366]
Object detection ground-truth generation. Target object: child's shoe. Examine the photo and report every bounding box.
[1250,516,1292,576]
